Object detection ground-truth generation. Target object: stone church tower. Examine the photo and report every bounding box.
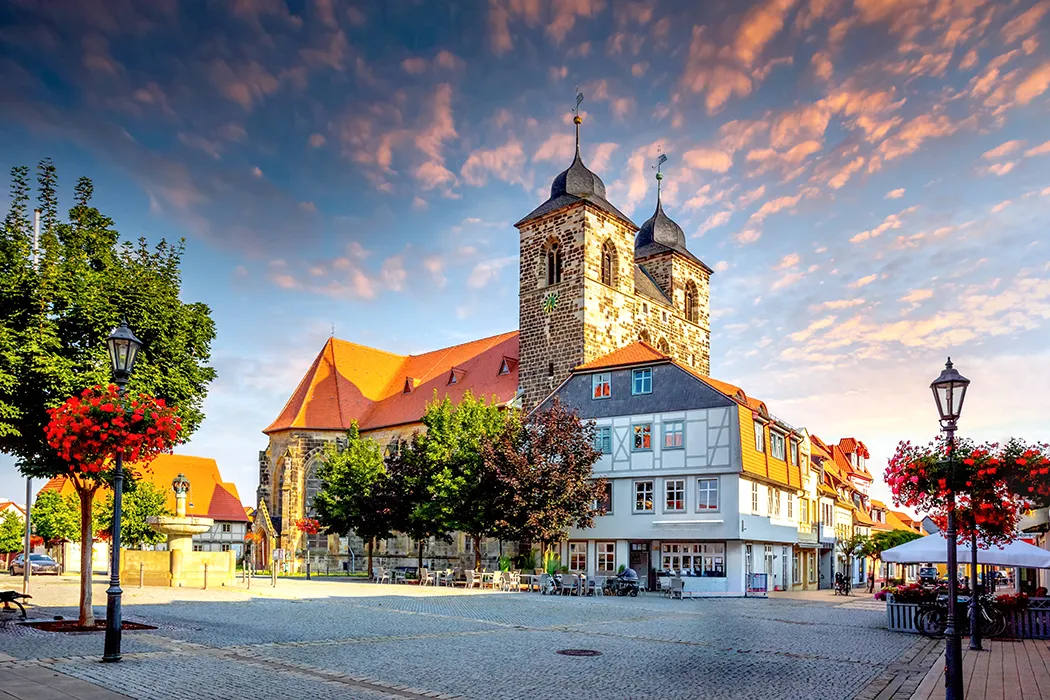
[516,117,713,409]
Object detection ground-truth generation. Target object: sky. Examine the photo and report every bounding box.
[0,0,1048,510]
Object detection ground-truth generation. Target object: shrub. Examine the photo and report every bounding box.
[886,583,936,604]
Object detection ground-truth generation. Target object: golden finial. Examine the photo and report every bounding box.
[573,87,584,153]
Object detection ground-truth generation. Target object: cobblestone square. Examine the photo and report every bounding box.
[0,578,933,700]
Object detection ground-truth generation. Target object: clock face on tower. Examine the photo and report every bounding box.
[542,291,559,314]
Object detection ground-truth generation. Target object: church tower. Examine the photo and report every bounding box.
[515,111,639,409]
[515,108,714,409]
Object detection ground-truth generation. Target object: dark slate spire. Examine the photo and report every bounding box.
[634,159,712,272]
[515,109,635,229]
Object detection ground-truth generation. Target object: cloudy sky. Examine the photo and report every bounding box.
[0,0,1048,507]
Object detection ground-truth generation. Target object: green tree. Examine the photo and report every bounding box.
[97,480,171,549]
[484,398,605,549]
[314,422,394,577]
[0,162,216,626]
[869,528,923,590]
[0,511,23,553]
[31,490,80,544]
[838,533,869,592]
[418,392,512,570]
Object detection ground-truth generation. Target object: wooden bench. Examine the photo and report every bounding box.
[0,590,31,619]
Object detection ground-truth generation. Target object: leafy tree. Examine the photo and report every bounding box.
[838,533,869,590]
[418,392,512,570]
[869,528,923,591]
[97,480,171,549]
[31,490,80,544]
[385,431,456,574]
[484,398,605,549]
[0,162,216,626]
[0,511,23,553]
[314,422,394,577]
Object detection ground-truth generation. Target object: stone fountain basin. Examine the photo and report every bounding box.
[147,515,214,536]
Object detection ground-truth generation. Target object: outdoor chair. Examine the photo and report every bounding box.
[665,577,684,599]
[438,569,454,586]
[465,570,480,589]
[509,571,521,592]
[560,573,577,595]
[487,571,502,590]
[419,568,434,586]
[375,567,390,584]
[593,576,605,596]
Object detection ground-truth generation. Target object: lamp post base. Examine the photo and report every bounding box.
[102,582,123,662]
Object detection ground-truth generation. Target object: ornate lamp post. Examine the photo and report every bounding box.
[102,321,142,663]
[930,357,970,700]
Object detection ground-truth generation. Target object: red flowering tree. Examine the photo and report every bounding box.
[295,517,321,535]
[44,384,182,627]
[1000,439,1050,508]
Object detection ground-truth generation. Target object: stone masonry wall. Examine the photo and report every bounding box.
[634,252,712,375]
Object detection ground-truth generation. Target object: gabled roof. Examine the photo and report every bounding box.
[39,454,248,523]
[0,501,25,518]
[633,265,673,306]
[265,331,519,434]
[575,341,670,371]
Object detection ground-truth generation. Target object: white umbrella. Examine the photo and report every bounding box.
[881,533,1050,568]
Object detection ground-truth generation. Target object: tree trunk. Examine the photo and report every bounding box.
[473,535,481,571]
[366,539,373,578]
[77,487,95,627]
[417,539,424,578]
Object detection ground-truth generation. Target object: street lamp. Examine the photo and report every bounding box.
[102,320,142,663]
[931,357,970,700]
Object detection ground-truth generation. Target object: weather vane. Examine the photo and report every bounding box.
[572,86,585,151]
[653,148,667,196]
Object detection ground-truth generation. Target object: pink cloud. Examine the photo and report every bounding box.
[460,139,528,187]
[1002,3,1049,44]
[682,148,733,172]
[1026,140,1050,157]
[885,188,905,199]
[547,0,605,43]
[533,133,575,162]
[401,57,429,74]
[982,140,1024,159]
[849,205,917,243]
[1017,61,1050,104]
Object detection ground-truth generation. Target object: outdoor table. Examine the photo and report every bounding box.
[520,574,541,592]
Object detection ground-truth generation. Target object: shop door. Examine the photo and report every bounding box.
[630,543,650,589]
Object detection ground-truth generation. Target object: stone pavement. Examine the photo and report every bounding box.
[0,577,939,700]
[0,661,130,700]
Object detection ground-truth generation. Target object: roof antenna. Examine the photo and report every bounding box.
[331,323,335,338]
[652,148,667,201]
[572,86,584,156]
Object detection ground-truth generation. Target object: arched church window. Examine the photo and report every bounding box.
[546,241,562,286]
[639,329,651,345]
[685,281,699,324]
[304,460,326,552]
[657,338,670,354]
[601,240,616,286]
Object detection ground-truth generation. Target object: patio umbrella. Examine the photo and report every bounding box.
[880,533,1050,568]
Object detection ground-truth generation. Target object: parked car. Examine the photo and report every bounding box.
[9,554,59,576]
[918,566,939,585]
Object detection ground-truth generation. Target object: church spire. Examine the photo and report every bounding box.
[572,87,584,158]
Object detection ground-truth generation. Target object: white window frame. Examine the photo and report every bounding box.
[770,432,786,460]
[634,480,655,513]
[754,421,765,452]
[221,523,232,533]
[790,439,799,466]
[598,481,613,514]
[597,542,615,573]
[663,420,684,449]
[751,482,759,513]
[632,368,653,395]
[568,542,587,572]
[787,493,794,520]
[696,478,719,512]
[632,423,653,451]
[664,479,685,513]
[592,372,611,400]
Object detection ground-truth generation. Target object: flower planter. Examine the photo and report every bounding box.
[886,600,921,633]
[885,597,1050,638]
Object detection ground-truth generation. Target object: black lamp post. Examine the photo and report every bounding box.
[102,320,142,663]
[931,357,970,700]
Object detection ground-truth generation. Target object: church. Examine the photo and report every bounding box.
[253,115,714,572]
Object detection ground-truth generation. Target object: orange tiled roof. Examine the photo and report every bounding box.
[265,331,519,434]
[854,508,875,526]
[0,501,24,517]
[575,342,669,371]
[888,510,921,533]
[39,454,248,523]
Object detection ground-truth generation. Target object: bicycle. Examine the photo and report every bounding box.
[915,595,1008,639]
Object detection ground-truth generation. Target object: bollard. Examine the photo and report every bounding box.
[306,561,311,581]
[204,563,208,590]
[139,562,144,589]
[271,566,277,587]
[247,566,251,590]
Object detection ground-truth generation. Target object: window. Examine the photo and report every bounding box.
[568,542,586,572]
[800,498,809,524]
[633,423,652,450]
[661,542,725,577]
[592,372,611,399]
[447,369,458,385]
[632,368,653,395]
[221,544,231,552]
[546,241,562,285]
[639,328,651,344]
[684,281,698,323]
[663,420,684,449]
[593,426,612,454]
[657,338,670,354]
[192,544,203,552]
[547,361,554,377]
[768,488,780,517]
[790,439,799,466]
[661,310,668,322]
[601,240,616,286]
[221,523,231,533]
[808,552,817,583]
[770,432,785,460]
[597,542,615,572]
[792,550,799,583]
[754,421,765,452]
[634,480,654,512]
[696,478,719,511]
[664,479,685,512]
[787,494,794,520]
[597,482,613,513]
[498,358,511,375]
[751,482,759,513]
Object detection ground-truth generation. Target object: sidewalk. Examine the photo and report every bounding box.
[0,661,130,700]
[910,639,1050,700]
